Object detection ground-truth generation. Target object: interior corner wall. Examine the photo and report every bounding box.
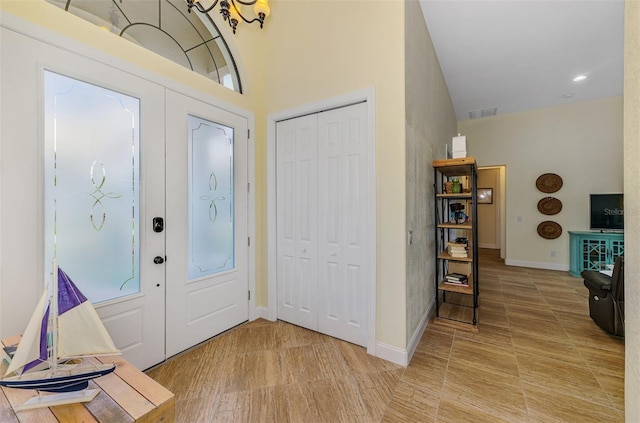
[260,1,408,350]
[458,97,623,270]
[624,0,640,418]
[404,0,456,345]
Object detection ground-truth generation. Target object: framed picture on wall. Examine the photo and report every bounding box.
[478,188,493,204]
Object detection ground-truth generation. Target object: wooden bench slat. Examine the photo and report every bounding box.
[84,381,134,423]
[1,336,22,349]
[50,401,99,423]
[1,387,58,423]
[88,359,155,420]
[96,356,173,407]
[0,384,19,423]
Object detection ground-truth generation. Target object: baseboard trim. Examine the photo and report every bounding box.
[375,298,436,367]
[478,243,499,249]
[505,259,570,272]
[251,306,272,321]
[375,342,408,367]
[406,299,435,364]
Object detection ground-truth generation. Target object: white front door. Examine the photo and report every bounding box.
[2,28,165,370]
[275,102,369,347]
[165,90,249,357]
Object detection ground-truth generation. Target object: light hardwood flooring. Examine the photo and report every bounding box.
[146,249,625,422]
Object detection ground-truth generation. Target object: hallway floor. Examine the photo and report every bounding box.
[147,249,625,422]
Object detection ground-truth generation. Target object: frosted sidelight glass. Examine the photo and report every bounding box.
[44,71,141,303]
[188,115,235,279]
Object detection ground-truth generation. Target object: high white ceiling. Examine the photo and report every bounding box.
[419,0,624,121]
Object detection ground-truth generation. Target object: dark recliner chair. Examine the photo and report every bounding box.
[582,255,624,337]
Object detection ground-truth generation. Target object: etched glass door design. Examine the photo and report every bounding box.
[188,115,234,279]
[165,90,248,357]
[44,71,140,303]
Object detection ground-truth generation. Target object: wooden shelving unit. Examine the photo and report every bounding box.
[433,157,479,330]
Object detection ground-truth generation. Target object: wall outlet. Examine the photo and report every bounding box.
[550,251,557,258]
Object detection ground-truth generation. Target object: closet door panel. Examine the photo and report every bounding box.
[318,103,368,346]
[276,115,318,330]
[276,102,368,346]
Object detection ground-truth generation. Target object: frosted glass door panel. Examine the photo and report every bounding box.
[44,71,140,303]
[188,115,234,279]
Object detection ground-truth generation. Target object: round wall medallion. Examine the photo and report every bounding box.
[537,221,562,239]
[537,197,563,215]
[536,173,563,193]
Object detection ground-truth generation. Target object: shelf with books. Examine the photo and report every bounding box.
[433,157,479,328]
[437,222,473,230]
[439,274,474,294]
[437,252,473,262]
[436,193,473,200]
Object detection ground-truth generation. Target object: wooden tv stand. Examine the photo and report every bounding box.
[1,336,174,422]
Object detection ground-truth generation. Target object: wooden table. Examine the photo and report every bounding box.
[1,336,174,422]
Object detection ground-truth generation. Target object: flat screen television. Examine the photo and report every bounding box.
[590,194,624,231]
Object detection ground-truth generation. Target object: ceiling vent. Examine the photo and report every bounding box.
[469,107,498,119]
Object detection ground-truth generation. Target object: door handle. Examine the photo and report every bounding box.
[154,256,165,264]
[153,217,164,233]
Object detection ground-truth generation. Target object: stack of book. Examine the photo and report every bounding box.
[444,272,469,286]
[447,242,468,258]
[2,344,16,366]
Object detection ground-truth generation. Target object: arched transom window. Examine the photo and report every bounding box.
[47,0,243,93]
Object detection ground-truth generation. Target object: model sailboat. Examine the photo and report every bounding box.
[0,261,120,410]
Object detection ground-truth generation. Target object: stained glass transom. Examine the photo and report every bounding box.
[46,0,242,92]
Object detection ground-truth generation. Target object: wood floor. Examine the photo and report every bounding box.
[146,249,625,422]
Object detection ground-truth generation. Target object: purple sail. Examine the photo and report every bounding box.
[23,305,50,373]
[57,267,88,315]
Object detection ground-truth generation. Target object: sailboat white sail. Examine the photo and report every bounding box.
[1,262,120,409]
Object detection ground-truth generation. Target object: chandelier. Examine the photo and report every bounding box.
[186,0,270,34]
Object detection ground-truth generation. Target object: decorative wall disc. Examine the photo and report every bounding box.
[537,197,562,215]
[537,221,562,239]
[536,173,563,193]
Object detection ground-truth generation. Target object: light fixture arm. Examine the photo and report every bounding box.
[186,0,269,33]
[229,0,265,27]
[186,0,219,15]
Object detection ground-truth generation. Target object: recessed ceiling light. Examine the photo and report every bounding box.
[562,93,574,99]
[572,74,588,82]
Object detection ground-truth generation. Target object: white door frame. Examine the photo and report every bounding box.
[266,88,377,354]
[478,165,507,260]
[0,12,257,351]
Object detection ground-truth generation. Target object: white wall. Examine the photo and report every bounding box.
[624,0,640,419]
[458,97,623,270]
[260,1,408,352]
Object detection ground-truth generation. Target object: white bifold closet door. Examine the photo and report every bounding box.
[276,102,369,347]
